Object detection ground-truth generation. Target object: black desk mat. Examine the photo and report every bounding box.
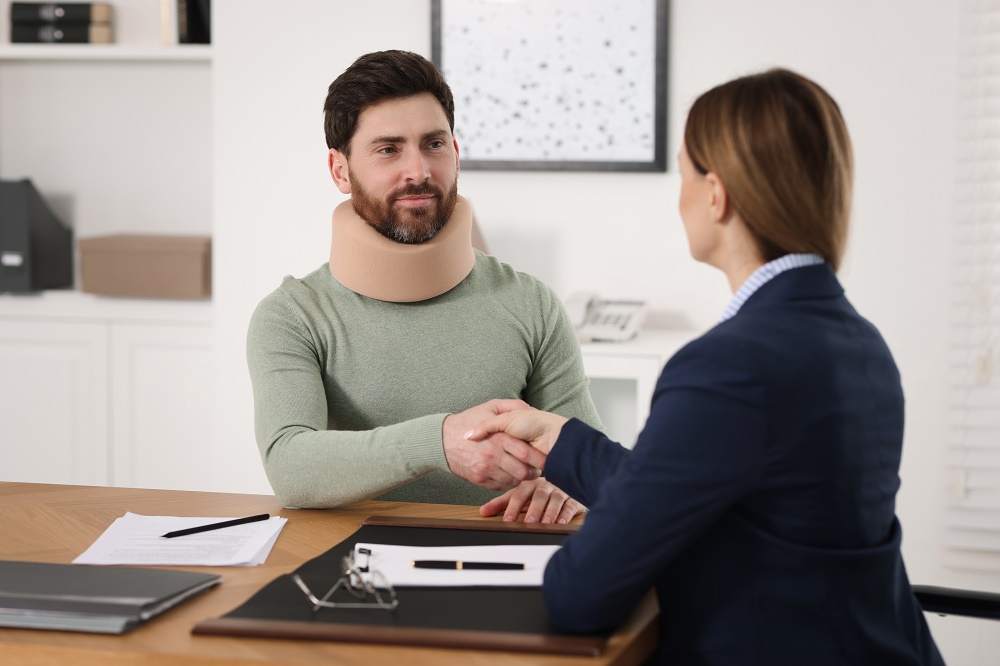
[194,518,607,656]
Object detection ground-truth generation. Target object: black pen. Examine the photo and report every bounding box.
[411,560,525,570]
[161,513,270,538]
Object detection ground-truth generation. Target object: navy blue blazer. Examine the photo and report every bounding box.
[543,264,942,665]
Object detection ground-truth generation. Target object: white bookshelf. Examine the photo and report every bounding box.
[0,1,217,492]
[0,0,214,272]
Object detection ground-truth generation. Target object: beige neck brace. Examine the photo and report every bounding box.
[329,195,476,303]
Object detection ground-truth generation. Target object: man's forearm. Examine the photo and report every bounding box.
[261,414,448,508]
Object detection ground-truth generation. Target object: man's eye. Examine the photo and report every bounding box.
[377,146,396,154]
[427,140,444,149]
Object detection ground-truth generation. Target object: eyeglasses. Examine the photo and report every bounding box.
[292,547,398,612]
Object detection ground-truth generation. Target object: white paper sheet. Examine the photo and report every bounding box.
[354,543,561,587]
[73,512,287,566]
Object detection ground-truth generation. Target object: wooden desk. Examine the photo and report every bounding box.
[0,482,658,665]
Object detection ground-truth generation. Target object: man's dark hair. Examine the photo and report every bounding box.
[323,50,455,155]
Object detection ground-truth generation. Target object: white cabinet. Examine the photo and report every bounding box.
[110,324,218,490]
[0,319,109,484]
[580,330,696,447]
[0,292,213,489]
[110,322,214,490]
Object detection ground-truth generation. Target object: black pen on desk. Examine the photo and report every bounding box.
[161,513,270,539]
[411,560,525,570]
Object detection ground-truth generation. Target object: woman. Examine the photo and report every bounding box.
[468,69,943,665]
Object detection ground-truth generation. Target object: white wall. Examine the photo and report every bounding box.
[213,1,997,661]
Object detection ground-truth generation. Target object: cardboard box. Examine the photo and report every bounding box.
[78,234,211,299]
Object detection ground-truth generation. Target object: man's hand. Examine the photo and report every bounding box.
[443,399,548,490]
[465,408,569,456]
[479,478,584,524]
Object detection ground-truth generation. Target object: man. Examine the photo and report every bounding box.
[246,50,602,522]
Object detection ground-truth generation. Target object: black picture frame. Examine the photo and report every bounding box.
[431,0,669,172]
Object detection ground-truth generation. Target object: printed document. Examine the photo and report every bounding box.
[74,512,286,566]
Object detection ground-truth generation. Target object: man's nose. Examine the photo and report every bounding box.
[401,151,431,182]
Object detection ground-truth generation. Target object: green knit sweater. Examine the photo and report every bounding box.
[246,252,602,508]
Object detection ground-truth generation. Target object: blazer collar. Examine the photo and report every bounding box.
[737,263,844,313]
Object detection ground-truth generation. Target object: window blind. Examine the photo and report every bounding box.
[946,0,1000,571]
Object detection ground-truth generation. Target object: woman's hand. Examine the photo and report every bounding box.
[479,478,583,524]
[465,407,569,457]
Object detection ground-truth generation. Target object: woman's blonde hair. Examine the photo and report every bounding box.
[684,69,853,270]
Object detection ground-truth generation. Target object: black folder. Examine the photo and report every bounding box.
[194,516,608,656]
[0,560,221,634]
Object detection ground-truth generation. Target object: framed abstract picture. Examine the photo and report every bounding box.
[431,0,669,172]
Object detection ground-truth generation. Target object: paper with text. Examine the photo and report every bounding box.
[73,512,286,566]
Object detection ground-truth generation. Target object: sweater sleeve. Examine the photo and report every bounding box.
[246,293,449,509]
[523,283,604,431]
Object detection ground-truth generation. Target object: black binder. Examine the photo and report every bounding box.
[0,560,221,634]
[195,516,608,656]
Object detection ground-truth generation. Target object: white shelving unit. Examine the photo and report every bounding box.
[0,1,216,491]
[0,37,213,243]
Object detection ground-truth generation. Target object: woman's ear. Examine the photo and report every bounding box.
[705,172,731,223]
[328,149,352,194]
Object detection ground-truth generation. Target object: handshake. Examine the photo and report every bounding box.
[442,399,575,524]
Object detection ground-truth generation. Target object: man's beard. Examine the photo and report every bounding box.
[351,179,459,245]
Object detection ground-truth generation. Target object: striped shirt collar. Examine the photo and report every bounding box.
[719,253,825,323]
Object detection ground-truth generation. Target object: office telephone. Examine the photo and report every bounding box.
[564,292,647,343]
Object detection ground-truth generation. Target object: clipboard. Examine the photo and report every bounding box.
[193,516,607,656]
